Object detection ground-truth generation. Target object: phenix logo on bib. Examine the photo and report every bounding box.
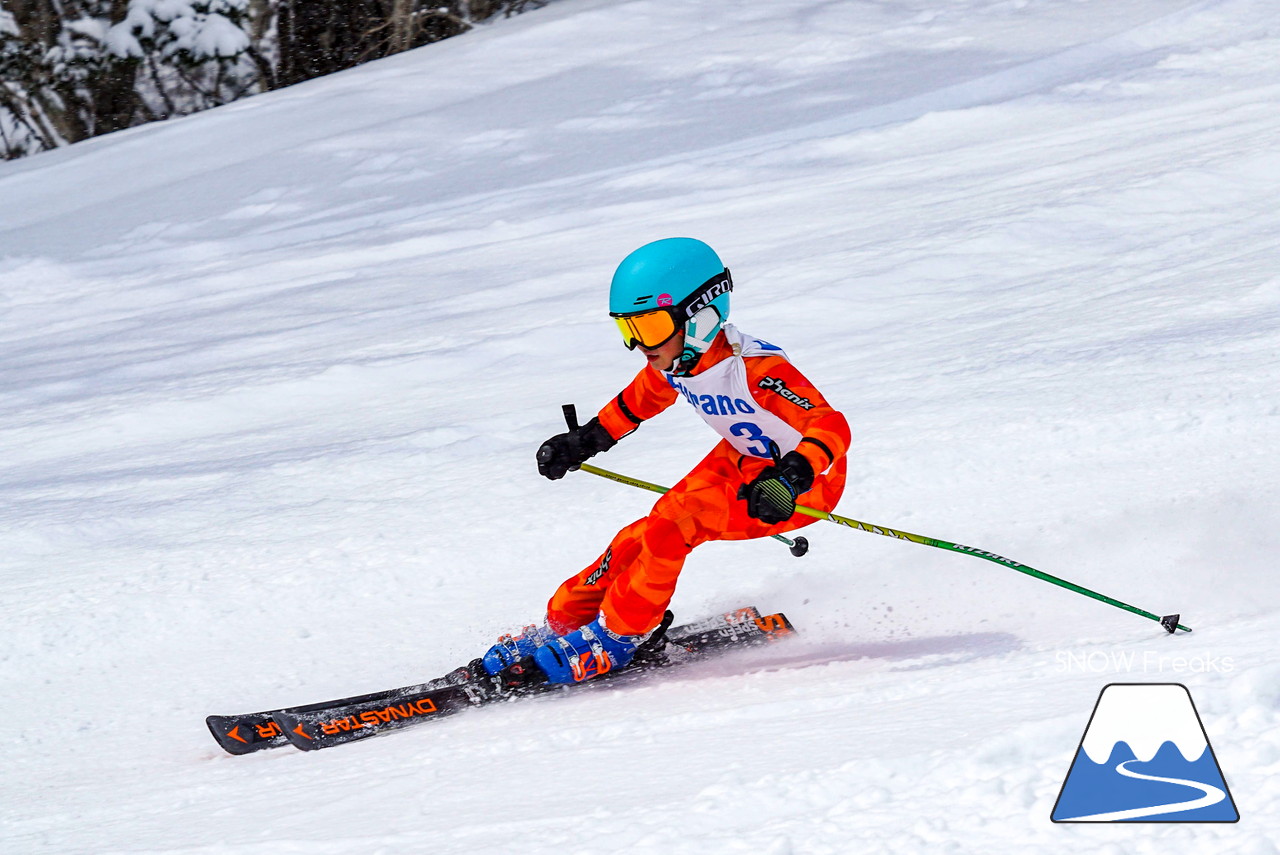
[758,376,815,410]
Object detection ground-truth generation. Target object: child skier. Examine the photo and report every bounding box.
[482,237,850,685]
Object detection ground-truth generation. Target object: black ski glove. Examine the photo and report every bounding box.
[739,449,815,524]
[536,416,616,480]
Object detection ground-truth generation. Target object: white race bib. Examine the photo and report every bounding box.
[664,325,803,459]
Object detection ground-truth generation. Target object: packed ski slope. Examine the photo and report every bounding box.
[2,0,1278,851]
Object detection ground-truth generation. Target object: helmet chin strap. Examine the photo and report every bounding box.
[672,306,722,376]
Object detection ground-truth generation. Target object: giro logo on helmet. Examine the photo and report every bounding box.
[683,274,732,319]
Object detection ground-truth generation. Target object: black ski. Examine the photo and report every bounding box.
[207,606,794,755]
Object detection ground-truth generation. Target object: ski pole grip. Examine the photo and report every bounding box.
[562,403,579,432]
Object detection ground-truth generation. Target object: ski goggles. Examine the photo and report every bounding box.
[611,269,732,351]
[613,308,680,350]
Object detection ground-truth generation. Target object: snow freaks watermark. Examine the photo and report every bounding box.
[1055,649,1235,675]
[1051,683,1239,822]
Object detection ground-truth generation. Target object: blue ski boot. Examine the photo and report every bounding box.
[532,616,653,685]
[481,623,558,676]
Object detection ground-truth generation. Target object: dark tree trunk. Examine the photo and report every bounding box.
[79,1,139,137]
[276,0,390,88]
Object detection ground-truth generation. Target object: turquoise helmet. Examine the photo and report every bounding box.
[609,238,732,374]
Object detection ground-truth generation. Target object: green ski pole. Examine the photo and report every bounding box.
[576,462,1190,634]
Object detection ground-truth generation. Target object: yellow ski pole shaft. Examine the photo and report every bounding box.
[575,463,809,557]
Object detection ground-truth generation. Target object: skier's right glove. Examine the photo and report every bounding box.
[536,417,617,480]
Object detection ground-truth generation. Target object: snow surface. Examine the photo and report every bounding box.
[2,0,1279,851]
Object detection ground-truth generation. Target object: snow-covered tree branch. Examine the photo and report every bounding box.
[1,0,547,159]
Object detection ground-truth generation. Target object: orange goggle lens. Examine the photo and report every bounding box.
[613,309,678,350]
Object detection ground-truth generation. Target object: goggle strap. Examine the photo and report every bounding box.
[676,269,732,322]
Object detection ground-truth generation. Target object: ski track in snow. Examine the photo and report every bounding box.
[2,0,1279,852]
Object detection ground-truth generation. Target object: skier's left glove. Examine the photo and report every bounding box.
[739,450,815,524]
[536,417,617,480]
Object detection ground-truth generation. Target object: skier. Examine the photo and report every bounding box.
[482,237,850,685]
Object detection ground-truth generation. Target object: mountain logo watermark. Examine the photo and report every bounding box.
[1051,683,1239,822]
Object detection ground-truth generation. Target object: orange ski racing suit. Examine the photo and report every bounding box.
[546,323,850,637]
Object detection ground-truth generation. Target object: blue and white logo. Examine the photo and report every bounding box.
[1052,683,1238,822]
